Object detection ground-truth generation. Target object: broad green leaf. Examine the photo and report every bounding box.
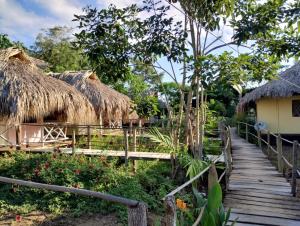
[207,183,222,211]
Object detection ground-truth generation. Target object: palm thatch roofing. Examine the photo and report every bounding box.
[0,48,97,125]
[49,71,138,124]
[238,62,300,111]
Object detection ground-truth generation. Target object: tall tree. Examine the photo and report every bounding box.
[31,26,89,72]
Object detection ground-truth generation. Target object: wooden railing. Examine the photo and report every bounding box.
[237,121,300,197]
[162,125,232,226]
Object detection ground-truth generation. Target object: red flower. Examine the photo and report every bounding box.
[34,168,40,176]
[15,215,22,222]
[44,162,50,169]
[74,169,80,175]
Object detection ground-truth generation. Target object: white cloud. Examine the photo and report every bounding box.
[0,0,58,44]
[0,0,85,46]
[31,0,82,21]
[97,0,139,8]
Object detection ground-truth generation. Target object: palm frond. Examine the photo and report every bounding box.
[146,127,176,152]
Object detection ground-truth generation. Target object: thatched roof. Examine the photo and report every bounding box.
[0,48,97,125]
[49,71,138,124]
[238,62,300,111]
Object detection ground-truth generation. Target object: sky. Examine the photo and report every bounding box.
[0,0,253,83]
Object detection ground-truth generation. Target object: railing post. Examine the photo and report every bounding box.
[124,129,129,167]
[257,130,262,149]
[127,202,147,226]
[133,128,137,172]
[72,128,76,155]
[292,140,298,196]
[163,195,176,226]
[227,129,232,173]
[87,125,91,149]
[15,124,21,150]
[245,123,249,142]
[267,130,270,157]
[41,124,44,147]
[237,122,240,136]
[277,134,283,173]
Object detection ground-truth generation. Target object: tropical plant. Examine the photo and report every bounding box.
[200,183,234,226]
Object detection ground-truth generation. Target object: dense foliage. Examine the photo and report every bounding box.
[31,26,89,72]
[231,0,300,58]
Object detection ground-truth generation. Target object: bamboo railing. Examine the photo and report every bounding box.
[237,121,300,197]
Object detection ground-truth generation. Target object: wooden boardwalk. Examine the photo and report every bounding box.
[225,128,300,226]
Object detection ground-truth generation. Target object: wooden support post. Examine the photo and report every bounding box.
[72,128,76,155]
[132,128,137,172]
[296,179,300,198]
[267,130,270,157]
[257,130,262,149]
[237,122,240,136]
[127,202,147,226]
[163,196,176,226]
[277,134,283,173]
[15,125,21,150]
[245,123,249,142]
[87,125,91,149]
[99,114,103,135]
[292,140,298,196]
[130,121,133,135]
[41,125,44,147]
[227,130,232,173]
[124,129,129,167]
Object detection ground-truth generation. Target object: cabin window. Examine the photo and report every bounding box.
[292,100,300,117]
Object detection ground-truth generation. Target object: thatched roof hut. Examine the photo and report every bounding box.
[0,48,96,125]
[238,62,300,111]
[49,71,138,125]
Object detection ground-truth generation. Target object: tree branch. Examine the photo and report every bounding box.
[205,42,251,55]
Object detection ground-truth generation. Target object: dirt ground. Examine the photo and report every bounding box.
[0,212,122,226]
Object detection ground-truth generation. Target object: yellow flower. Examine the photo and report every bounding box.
[176,198,187,210]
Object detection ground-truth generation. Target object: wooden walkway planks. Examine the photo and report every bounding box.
[225,128,300,226]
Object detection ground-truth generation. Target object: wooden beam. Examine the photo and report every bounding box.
[292,140,299,196]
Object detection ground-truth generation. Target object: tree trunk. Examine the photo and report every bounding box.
[175,15,188,147]
[195,75,201,158]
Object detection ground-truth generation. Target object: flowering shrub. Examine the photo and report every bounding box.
[0,151,176,222]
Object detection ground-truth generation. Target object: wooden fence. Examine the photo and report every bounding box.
[237,122,300,197]
[162,125,232,226]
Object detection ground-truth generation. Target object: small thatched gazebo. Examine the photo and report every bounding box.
[0,48,96,145]
[238,62,300,134]
[50,71,138,126]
